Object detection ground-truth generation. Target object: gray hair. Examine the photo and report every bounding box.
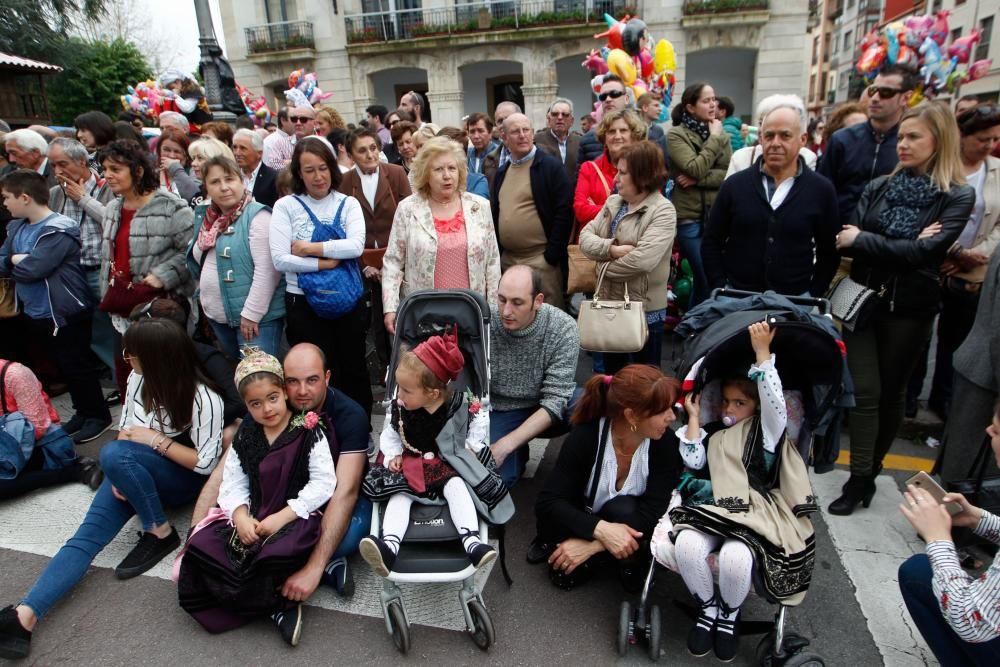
[49,137,89,164]
[405,91,425,109]
[4,129,49,156]
[233,128,264,152]
[757,94,808,134]
[159,111,190,133]
[548,97,574,116]
[495,101,522,116]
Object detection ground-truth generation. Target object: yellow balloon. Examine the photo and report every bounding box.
[607,49,637,85]
[654,39,676,74]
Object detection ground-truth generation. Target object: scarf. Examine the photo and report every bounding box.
[876,170,940,239]
[681,110,710,142]
[196,191,252,252]
[233,418,317,516]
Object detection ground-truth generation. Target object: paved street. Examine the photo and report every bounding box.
[0,355,950,666]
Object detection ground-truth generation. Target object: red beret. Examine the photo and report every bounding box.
[413,327,464,384]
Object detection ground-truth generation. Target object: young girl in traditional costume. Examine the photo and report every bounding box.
[669,322,817,662]
[177,349,335,647]
[360,329,514,576]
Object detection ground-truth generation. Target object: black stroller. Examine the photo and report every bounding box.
[368,289,510,654]
[618,290,847,665]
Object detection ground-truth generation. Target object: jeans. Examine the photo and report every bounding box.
[207,318,284,361]
[491,407,536,488]
[26,314,110,422]
[604,320,664,374]
[21,439,205,618]
[899,554,1000,666]
[0,448,79,501]
[330,495,373,559]
[84,268,116,373]
[676,221,709,308]
[844,313,934,476]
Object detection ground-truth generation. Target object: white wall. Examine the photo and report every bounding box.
[371,68,428,112]
[555,54,597,134]
[685,48,757,122]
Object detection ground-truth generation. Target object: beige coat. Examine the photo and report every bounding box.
[953,155,1000,283]
[579,191,677,312]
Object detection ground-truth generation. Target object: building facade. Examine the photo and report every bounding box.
[219,0,809,131]
[827,0,884,105]
[805,0,838,117]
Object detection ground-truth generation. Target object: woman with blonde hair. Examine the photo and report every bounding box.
[830,103,975,515]
[381,136,500,335]
[315,106,346,136]
[574,109,647,232]
[170,136,234,207]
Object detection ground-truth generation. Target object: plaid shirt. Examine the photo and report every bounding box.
[58,175,103,267]
[262,130,294,170]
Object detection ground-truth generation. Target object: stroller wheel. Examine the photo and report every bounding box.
[755,635,775,667]
[467,599,495,650]
[781,652,825,667]
[617,601,632,657]
[648,604,662,662]
[387,601,409,654]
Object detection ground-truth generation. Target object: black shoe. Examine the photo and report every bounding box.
[104,390,121,406]
[828,474,877,516]
[525,536,554,564]
[687,596,716,657]
[72,417,112,444]
[62,413,86,436]
[904,397,918,419]
[359,535,397,577]
[714,606,741,662]
[322,556,354,597]
[114,528,180,579]
[0,605,31,659]
[467,542,497,569]
[272,603,302,646]
[75,456,103,490]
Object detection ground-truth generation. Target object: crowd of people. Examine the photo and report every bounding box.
[0,65,998,664]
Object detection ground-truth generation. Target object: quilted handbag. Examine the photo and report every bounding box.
[826,275,884,332]
[293,196,364,319]
[577,263,648,353]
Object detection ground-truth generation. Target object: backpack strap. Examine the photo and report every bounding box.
[294,195,349,238]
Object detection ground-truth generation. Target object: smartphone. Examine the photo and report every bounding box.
[904,471,962,516]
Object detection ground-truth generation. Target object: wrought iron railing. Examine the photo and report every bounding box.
[245,20,315,55]
[345,1,635,45]
[682,0,769,15]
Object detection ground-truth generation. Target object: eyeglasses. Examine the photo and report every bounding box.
[387,120,399,127]
[598,89,626,102]
[290,116,314,124]
[549,111,572,118]
[867,85,903,100]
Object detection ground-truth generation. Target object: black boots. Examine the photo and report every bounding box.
[829,474,877,515]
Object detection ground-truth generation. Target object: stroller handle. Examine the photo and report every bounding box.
[709,288,831,317]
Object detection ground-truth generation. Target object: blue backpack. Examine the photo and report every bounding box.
[292,195,364,319]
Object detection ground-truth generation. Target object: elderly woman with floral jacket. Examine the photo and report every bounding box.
[382,136,501,334]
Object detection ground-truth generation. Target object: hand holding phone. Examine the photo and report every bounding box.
[904,472,962,516]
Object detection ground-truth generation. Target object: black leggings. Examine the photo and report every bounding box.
[0,449,80,501]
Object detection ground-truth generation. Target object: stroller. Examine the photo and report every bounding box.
[368,289,510,654]
[618,290,847,665]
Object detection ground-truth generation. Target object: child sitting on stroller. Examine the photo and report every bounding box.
[360,328,513,576]
[668,321,818,662]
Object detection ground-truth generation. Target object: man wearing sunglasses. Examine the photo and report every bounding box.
[262,106,316,170]
[576,73,668,175]
[535,98,582,190]
[818,65,916,225]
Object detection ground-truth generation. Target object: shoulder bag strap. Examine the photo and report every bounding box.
[592,162,611,198]
[292,195,321,226]
[585,419,613,513]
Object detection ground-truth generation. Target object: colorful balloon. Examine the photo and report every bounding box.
[654,38,676,73]
[856,44,887,76]
[582,49,609,75]
[607,48,637,84]
[639,48,654,79]
[947,30,980,64]
[904,15,933,46]
[886,26,900,65]
[593,13,625,51]
[966,59,993,82]
[621,18,648,57]
[929,9,950,46]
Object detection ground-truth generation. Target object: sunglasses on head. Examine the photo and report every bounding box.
[598,89,626,102]
[867,85,903,100]
[290,116,313,124]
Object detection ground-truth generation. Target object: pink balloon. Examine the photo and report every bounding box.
[966,59,992,81]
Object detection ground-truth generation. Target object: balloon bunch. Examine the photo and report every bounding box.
[855,10,992,103]
[284,69,332,108]
[237,84,274,127]
[582,14,676,123]
[672,257,695,311]
[120,80,177,122]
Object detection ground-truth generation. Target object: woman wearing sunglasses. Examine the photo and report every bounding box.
[667,82,732,308]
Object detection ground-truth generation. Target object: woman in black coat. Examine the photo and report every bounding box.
[532,365,683,590]
[831,103,975,515]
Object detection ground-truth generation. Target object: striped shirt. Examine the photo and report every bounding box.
[119,371,224,475]
[927,511,1000,643]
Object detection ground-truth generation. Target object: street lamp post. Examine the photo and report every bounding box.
[193,0,237,124]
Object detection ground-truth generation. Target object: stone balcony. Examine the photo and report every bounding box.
[680,0,770,28]
[244,20,316,63]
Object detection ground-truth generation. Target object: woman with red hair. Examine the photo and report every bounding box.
[532,365,683,590]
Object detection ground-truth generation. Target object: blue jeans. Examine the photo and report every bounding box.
[331,495,372,558]
[676,221,708,308]
[21,440,205,618]
[491,407,536,489]
[208,318,283,361]
[898,554,1000,666]
[604,320,664,374]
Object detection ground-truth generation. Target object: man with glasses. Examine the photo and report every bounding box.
[576,73,668,172]
[818,65,916,225]
[263,106,316,170]
[535,97,582,190]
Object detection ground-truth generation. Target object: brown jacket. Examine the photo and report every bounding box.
[534,129,582,191]
[338,163,412,248]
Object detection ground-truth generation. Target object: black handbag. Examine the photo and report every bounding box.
[945,435,1000,517]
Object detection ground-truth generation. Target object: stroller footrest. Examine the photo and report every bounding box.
[392,540,471,574]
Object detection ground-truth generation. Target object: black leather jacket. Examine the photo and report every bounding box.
[845,174,975,317]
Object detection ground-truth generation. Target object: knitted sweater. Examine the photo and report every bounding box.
[488,303,579,420]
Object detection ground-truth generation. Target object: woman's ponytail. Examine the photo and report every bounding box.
[571,374,612,425]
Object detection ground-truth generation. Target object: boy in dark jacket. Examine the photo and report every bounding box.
[0,170,111,443]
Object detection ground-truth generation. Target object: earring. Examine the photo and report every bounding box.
[630,423,637,433]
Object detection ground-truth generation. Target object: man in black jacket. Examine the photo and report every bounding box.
[576,74,668,174]
[490,113,572,309]
[703,99,839,297]
[233,129,278,208]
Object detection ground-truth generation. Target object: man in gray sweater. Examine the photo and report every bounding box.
[489,265,579,487]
